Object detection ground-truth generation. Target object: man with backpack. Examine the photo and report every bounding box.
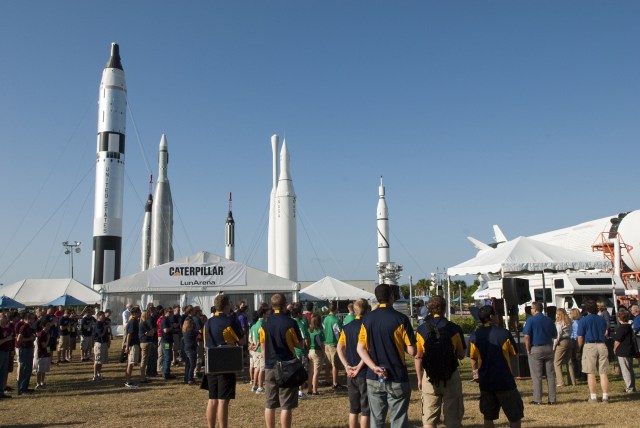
[414,295,465,428]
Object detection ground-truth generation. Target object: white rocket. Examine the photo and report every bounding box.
[377,176,390,269]
[92,43,126,288]
[267,135,279,274]
[376,177,402,285]
[267,135,297,281]
[140,192,153,270]
[225,193,235,261]
[149,134,174,267]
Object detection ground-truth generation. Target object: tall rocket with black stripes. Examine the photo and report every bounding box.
[92,43,127,289]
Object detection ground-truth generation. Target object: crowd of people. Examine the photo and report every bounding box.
[1,288,639,428]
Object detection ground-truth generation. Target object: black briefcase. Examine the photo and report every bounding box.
[206,345,243,374]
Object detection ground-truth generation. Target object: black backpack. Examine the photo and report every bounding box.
[422,317,458,386]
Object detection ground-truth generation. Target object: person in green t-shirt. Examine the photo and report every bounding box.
[292,303,310,399]
[323,303,344,389]
[249,307,267,393]
[343,303,356,326]
[308,314,326,395]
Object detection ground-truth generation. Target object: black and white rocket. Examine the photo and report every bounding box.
[149,134,174,268]
[267,135,297,281]
[225,193,235,261]
[376,177,402,285]
[92,43,126,288]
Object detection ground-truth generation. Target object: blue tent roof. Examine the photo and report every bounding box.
[0,295,26,309]
[45,294,88,307]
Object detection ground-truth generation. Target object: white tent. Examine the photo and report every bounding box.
[0,278,101,307]
[103,251,299,313]
[299,276,376,301]
[448,236,612,276]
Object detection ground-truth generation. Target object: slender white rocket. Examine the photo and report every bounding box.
[141,192,153,270]
[225,193,235,261]
[92,43,126,288]
[267,134,279,274]
[150,134,174,267]
[377,176,390,283]
[275,140,297,281]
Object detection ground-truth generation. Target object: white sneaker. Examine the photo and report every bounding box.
[255,387,265,394]
[298,391,307,400]
[124,382,139,388]
[251,385,258,392]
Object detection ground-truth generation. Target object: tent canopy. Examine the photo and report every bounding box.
[448,236,612,277]
[104,251,299,293]
[0,295,26,309]
[299,276,376,301]
[46,294,88,307]
[0,278,101,307]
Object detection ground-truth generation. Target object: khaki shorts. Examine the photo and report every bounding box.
[57,335,70,351]
[324,344,338,368]
[421,369,464,427]
[35,357,51,373]
[80,335,93,351]
[308,349,323,373]
[249,350,256,369]
[264,368,298,410]
[94,342,108,364]
[127,344,140,365]
[582,343,609,375]
[254,350,265,371]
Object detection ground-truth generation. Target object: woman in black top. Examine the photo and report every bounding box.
[182,317,197,384]
[613,309,636,393]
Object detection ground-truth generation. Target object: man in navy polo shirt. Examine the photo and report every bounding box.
[577,299,609,403]
[523,301,557,405]
[204,294,245,428]
[260,293,303,428]
[357,284,416,428]
[337,298,370,428]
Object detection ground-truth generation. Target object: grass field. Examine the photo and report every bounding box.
[1,338,638,427]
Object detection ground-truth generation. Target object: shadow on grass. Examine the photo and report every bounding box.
[6,423,85,428]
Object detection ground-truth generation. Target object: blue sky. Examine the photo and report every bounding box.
[0,1,638,287]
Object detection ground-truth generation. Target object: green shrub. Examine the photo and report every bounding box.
[450,316,479,334]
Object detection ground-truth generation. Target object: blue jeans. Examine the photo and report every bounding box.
[366,379,411,428]
[147,343,158,376]
[160,340,172,377]
[18,347,34,393]
[184,349,196,383]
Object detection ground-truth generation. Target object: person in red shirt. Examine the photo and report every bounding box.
[16,313,36,395]
[0,313,15,398]
[35,317,53,389]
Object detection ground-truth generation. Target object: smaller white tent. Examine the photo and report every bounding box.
[299,276,376,301]
[0,278,101,307]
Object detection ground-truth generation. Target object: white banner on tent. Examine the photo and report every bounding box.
[148,262,247,287]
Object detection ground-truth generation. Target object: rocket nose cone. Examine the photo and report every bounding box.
[160,134,168,150]
[106,43,123,70]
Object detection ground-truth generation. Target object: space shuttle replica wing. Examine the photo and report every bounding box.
[150,134,174,267]
[92,43,127,288]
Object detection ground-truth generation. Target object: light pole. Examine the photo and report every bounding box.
[62,241,81,279]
